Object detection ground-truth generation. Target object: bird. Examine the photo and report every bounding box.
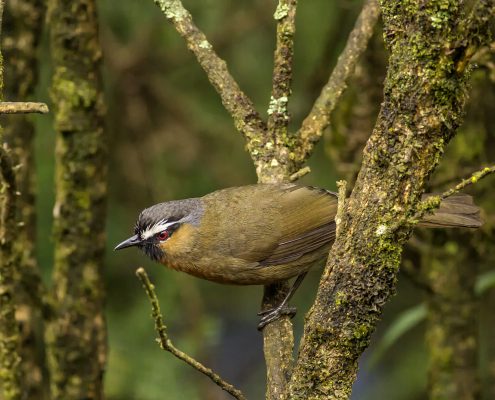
[115,184,482,329]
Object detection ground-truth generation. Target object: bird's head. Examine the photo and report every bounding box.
[114,198,203,262]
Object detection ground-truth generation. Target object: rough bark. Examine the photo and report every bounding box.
[0,2,24,399]
[0,147,22,400]
[44,1,108,399]
[2,1,46,398]
[287,1,493,398]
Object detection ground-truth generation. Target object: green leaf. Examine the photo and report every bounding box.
[475,270,495,295]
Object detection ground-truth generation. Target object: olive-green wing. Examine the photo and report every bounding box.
[257,186,337,266]
[201,184,338,267]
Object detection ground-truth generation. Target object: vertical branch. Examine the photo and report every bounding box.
[2,1,47,397]
[45,1,108,399]
[261,2,298,399]
[260,282,295,400]
[0,146,23,400]
[267,0,297,138]
[0,1,24,398]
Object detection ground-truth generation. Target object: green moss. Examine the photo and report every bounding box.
[334,291,347,307]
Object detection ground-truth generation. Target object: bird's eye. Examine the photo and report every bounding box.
[157,230,169,241]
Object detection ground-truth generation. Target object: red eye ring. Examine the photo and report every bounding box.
[157,230,169,241]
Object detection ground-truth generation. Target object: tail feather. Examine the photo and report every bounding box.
[418,194,482,228]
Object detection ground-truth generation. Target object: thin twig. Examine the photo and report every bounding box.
[267,0,297,137]
[335,180,347,238]
[296,0,380,164]
[289,166,310,182]
[414,165,495,222]
[0,102,49,114]
[135,267,246,400]
[152,0,267,154]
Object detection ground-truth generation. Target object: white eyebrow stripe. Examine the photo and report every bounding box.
[141,219,177,240]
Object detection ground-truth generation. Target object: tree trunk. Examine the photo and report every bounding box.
[44,1,108,399]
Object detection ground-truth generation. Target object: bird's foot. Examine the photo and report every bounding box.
[257,306,297,331]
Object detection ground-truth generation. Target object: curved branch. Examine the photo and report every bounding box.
[136,267,246,400]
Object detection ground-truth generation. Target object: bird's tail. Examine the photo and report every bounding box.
[418,194,482,228]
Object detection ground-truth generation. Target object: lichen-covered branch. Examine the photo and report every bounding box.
[267,0,297,138]
[295,0,380,167]
[287,1,493,398]
[0,2,23,398]
[0,102,48,114]
[44,1,108,399]
[260,282,295,400]
[152,0,268,159]
[136,268,246,400]
[2,0,47,397]
[0,145,23,400]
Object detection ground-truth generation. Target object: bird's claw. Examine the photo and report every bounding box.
[257,306,297,330]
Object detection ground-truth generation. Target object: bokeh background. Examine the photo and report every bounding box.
[28,0,495,399]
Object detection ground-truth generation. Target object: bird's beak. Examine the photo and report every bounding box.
[114,234,142,251]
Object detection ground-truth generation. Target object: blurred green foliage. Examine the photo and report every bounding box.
[26,0,495,399]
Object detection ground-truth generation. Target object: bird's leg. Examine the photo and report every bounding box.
[257,272,308,330]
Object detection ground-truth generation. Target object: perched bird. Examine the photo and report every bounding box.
[115,184,481,329]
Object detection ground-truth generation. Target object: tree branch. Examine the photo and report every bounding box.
[152,0,268,158]
[0,102,48,114]
[0,1,24,397]
[295,0,380,166]
[2,0,47,395]
[0,144,23,400]
[45,1,108,398]
[136,267,246,400]
[267,0,297,138]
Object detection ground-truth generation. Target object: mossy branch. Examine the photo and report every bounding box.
[136,267,246,400]
[152,0,267,158]
[0,102,48,114]
[0,144,23,400]
[295,0,380,167]
[267,0,297,138]
[45,0,108,398]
